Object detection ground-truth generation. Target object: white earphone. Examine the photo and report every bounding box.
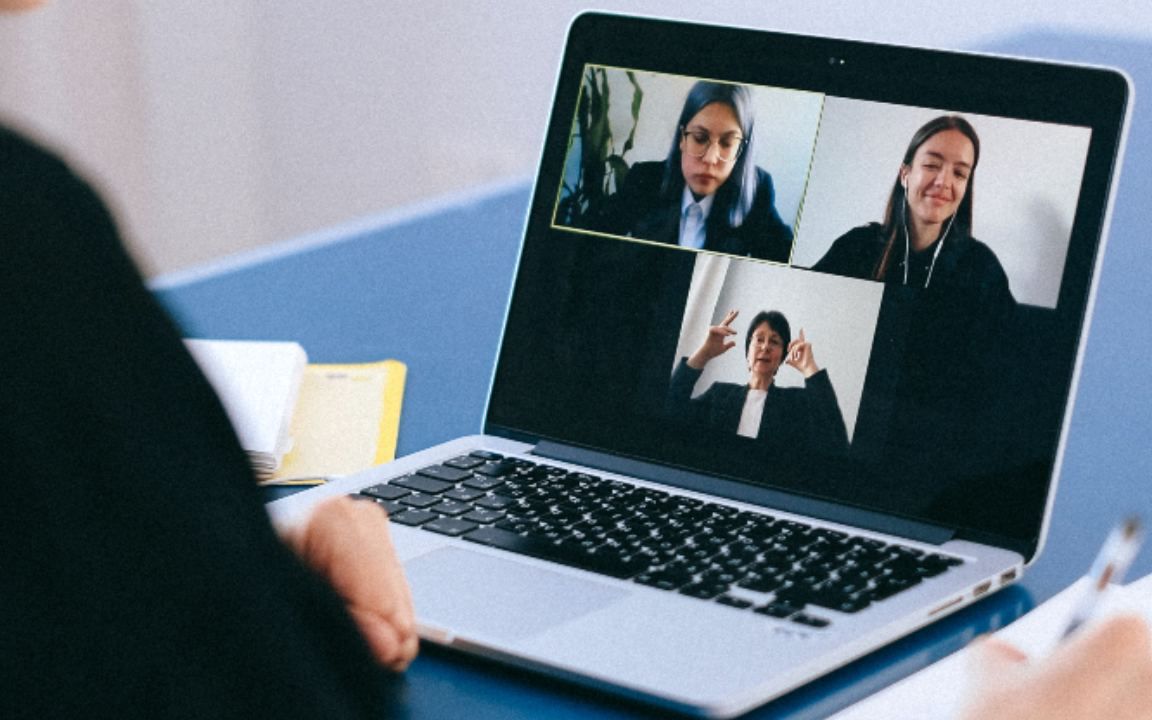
[900,179,951,288]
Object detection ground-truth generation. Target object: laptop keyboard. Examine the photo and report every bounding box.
[353,451,963,629]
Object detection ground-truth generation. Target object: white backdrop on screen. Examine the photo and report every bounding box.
[673,257,883,440]
[791,98,1091,308]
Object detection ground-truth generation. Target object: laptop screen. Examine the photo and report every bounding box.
[487,13,1129,558]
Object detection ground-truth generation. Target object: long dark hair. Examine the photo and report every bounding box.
[661,81,759,228]
[874,115,980,280]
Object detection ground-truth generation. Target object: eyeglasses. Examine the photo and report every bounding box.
[681,127,745,163]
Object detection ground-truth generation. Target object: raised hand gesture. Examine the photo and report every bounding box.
[785,328,821,379]
[688,309,739,370]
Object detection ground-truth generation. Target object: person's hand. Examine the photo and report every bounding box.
[785,328,820,378]
[283,496,419,671]
[688,309,739,370]
[959,614,1152,720]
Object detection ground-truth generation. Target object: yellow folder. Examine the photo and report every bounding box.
[264,360,407,485]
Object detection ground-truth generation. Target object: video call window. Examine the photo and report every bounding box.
[552,66,822,264]
[553,64,1093,311]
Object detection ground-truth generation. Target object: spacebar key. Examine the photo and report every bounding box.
[463,527,643,579]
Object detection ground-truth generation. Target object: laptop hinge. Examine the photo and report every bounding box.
[532,441,956,545]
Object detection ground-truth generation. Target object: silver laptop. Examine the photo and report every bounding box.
[269,12,1130,718]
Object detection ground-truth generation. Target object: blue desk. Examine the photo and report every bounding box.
[155,33,1152,719]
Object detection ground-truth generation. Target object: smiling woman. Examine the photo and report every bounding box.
[811,115,1006,294]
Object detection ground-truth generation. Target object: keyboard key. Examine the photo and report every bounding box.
[792,613,831,628]
[469,450,504,461]
[361,483,410,501]
[416,465,472,483]
[474,460,518,477]
[755,601,804,619]
[431,500,474,516]
[424,517,480,537]
[444,455,486,470]
[393,474,455,494]
[462,526,647,579]
[399,493,441,509]
[716,595,754,609]
[444,486,486,502]
[391,509,439,526]
[461,508,506,524]
[462,475,505,491]
[680,583,727,600]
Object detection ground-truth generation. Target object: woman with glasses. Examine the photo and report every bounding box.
[599,81,794,262]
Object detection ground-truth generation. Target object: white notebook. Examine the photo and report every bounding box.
[184,338,308,478]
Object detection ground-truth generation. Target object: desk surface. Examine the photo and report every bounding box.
[155,32,1152,720]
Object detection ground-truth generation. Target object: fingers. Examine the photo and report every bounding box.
[291,497,419,671]
[966,636,1029,693]
[961,616,1152,720]
[719,309,739,327]
[787,327,809,363]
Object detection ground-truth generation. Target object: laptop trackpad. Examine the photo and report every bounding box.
[405,546,629,642]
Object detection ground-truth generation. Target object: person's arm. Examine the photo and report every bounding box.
[749,168,794,263]
[687,309,740,369]
[667,309,740,420]
[960,614,1152,720]
[281,497,419,672]
[785,330,849,452]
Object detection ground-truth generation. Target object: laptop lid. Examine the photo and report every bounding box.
[485,12,1129,563]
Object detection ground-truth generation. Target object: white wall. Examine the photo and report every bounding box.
[0,1,1147,277]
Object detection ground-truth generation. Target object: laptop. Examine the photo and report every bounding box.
[268,12,1130,718]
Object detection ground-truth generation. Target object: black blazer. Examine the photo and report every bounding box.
[0,126,394,718]
[599,161,794,262]
[667,359,849,455]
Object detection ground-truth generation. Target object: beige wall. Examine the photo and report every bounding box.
[1,1,1147,277]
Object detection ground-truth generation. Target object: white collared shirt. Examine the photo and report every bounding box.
[679,187,714,250]
[737,388,768,438]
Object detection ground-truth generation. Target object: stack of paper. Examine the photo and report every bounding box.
[185,339,308,479]
[184,339,406,484]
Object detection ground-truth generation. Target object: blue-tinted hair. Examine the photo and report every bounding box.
[661,81,759,228]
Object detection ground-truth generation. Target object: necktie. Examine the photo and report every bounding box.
[681,203,705,249]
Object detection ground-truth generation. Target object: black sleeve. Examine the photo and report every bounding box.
[745,168,794,263]
[666,357,706,423]
[798,370,850,455]
[0,128,395,719]
[810,224,883,279]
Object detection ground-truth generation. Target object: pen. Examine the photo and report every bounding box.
[1061,516,1144,639]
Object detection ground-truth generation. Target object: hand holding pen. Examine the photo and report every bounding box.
[960,516,1151,720]
[1062,516,1144,639]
